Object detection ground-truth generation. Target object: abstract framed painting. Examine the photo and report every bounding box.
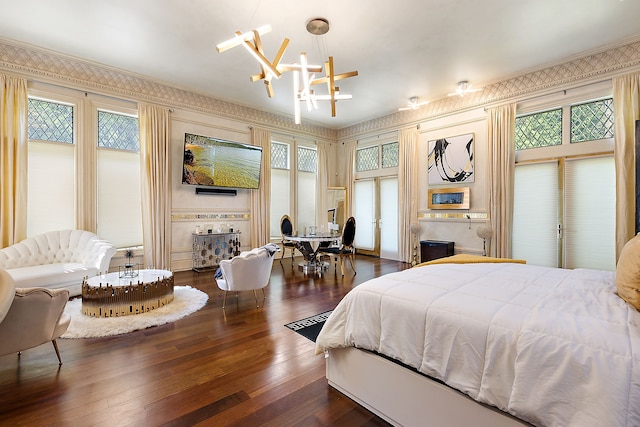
[428,133,474,184]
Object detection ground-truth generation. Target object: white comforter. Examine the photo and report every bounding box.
[315,262,640,427]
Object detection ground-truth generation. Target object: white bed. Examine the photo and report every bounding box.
[315,262,640,427]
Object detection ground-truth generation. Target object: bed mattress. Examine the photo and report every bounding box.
[315,262,640,427]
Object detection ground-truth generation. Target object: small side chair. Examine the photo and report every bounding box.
[216,247,275,309]
[279,214,300,262]
[319,216,357,276]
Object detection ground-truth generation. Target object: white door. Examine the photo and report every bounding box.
[354,179,376,254]
[353,177,398,259]
[379,177,398,260]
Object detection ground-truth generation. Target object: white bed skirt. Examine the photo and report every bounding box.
[326,347,531,427]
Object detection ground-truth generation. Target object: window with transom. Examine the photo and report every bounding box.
[269,140,317,240]
[27,98,76,235]
[355,141,399,173]
[27,90,141,249]
[96,110,142,248]
[513,96,615,270]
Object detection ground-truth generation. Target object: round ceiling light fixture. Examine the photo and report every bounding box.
[306,17,330,35]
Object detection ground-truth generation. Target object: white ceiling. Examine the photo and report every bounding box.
[1,0,639,129]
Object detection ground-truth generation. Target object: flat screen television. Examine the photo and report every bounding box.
[182,133,262,190]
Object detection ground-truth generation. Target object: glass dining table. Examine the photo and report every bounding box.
[284,233,340,274]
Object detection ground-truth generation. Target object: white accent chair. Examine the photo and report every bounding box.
[0,229,117,297]
[216,247,275,309]
[0,269,71,365]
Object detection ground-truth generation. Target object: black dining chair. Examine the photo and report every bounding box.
[318,216,356,276]
[279,214,300,262]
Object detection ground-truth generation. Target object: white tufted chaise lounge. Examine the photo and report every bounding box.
[0,230,117,297]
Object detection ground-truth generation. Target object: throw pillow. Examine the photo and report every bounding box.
[616,233,640,311]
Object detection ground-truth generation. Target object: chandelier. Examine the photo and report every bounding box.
[216,19,358,124]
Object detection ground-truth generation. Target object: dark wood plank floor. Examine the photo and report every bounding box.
[0,255,410,426]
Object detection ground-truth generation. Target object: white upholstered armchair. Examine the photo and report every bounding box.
[215,246,277,309]
[0,269,71,365]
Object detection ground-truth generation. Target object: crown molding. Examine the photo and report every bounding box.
[0,37,336,141]
[1,36,638,143]
[337,38,640,140]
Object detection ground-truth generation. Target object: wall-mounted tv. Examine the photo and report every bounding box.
[182,133,262,190]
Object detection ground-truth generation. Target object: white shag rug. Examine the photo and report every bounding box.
[61,285,209,339]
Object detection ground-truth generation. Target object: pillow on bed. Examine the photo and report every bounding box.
[616,233,640,310]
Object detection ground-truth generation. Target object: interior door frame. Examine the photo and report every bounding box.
[353,176,399,259]
[353,178,379,257]
[379,176,399,260]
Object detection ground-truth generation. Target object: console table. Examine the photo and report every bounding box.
[192,232,241,272]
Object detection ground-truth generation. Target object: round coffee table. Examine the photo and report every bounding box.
[82,269,174,318]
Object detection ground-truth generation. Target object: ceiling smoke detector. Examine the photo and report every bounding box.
[306,18,330,35]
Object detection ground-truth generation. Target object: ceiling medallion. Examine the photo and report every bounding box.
[306,18,330,35]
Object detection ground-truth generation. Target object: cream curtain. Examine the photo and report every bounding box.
[76,109,97,233]
[0,74,28,247]
[613,72,640,258]
[138,103,171,269]
[250,127,271,247]
[487,103,516,258]
[398,127,418,263]
[342,140,357,218]
[315,141,328,229]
